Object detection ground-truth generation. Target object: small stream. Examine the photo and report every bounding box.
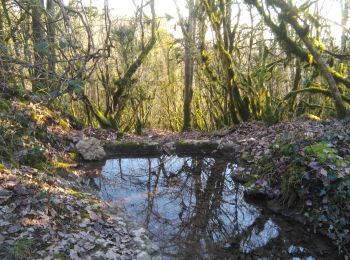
[90,155,337,259]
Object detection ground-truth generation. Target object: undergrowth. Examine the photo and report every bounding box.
[250,122,350,253]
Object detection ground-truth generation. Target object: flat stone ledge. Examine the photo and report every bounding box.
[103,141,162,157]
[103,139,239,157]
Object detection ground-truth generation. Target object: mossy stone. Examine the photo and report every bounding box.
[18,146,48,169]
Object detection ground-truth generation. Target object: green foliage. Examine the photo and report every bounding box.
[275,142,302,157]
[317,178,350,250]
[96,111,111,126]
[53,252,69,260]
[250,123,350,252]
[0,96,74,169]
[114,25,135,45]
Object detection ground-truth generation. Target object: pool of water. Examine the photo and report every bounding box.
[92,155,337,259]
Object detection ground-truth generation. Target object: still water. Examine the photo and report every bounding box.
[93,156,336,259]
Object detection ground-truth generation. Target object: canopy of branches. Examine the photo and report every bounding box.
[0,0,349,132]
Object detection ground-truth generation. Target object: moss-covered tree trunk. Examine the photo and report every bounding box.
[31,0,45,93]
[271,0,349,119]
[202,0,250,124]
[289,59,302,114]
[181,0,197,131]
[110,0,156,128]
[246,0,349,119]
[46,0,56,88]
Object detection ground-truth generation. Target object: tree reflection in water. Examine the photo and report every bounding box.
[94,156,333,259]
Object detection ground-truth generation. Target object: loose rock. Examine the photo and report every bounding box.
[76,137,106,160]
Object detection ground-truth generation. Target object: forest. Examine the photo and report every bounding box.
[0,0,349,259]
[1,0,349,131]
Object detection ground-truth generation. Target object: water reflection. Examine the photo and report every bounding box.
[94,156,334,259]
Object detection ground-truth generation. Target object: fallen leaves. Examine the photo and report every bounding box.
[7,224,22,234]
[0,163,158,259]
[0,188,12,204]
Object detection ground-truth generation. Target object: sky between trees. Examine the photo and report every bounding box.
[79,0,343,41]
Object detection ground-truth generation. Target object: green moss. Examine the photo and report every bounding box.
[240,151,254,163]
[304,142,340,165]
[105,141,139,148]
[244,174,259,187]
[281,164,306,206]
[69,189,87,200]
[104,141,140,153]
[54,161,77,169]
[9,238,35,260]
[79,210,90,219]
[0,99,11,112]
[53,252,69,260]
[306,114,321,121]
[175,140,186,145]
[68,152,79,161]
[279,144,291,155]
[273,142,300,157]
[58,118,70,131]
[255,161,274,175]
[18,146,48,169]
[122,141,140,147]
[31,110,39,122]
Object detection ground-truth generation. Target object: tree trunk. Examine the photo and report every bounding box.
[341,0,349,54]
[182,0,197,131]
[289,59,302,114]
[0,3,6,83]
[183,41,194,131]
[46,0,56,87]
[31,0,45,93]
[111,0,156,127]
